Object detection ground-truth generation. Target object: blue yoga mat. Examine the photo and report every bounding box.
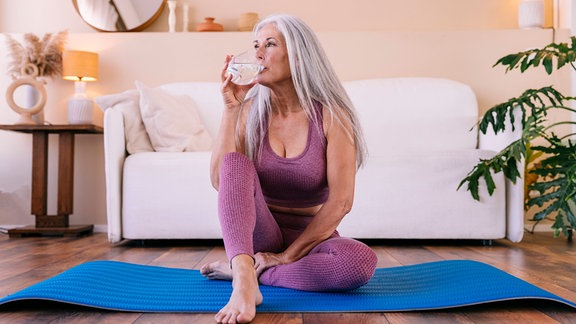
[0,260,574,312]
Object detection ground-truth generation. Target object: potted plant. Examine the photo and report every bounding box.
[459,36,576,240]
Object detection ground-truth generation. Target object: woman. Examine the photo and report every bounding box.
[200,14,377,324]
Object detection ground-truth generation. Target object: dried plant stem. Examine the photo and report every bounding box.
[4,30,68,79]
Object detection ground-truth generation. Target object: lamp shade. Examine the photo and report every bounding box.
[62,50,99,81]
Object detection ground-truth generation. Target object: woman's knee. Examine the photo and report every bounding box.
[221,152,255,176]
[345,239,377,288]
[317,238,377,290]
[352,241,377,286]
[219,152,258,190]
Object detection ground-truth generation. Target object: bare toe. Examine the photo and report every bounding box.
[214,255,262,323]
[201,261,233,280]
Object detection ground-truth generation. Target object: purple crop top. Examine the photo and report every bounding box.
[254,104,329,208]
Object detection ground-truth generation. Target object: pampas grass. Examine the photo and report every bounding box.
[5,30,68,79]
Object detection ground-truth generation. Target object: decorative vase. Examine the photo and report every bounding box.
[6,64,47,125]
[167,0,177,32]
[518,0,544,29]
[196,17,223,32]
[238,12,259,31]
[182,4,189,32]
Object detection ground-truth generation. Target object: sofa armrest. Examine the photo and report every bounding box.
[478,108,524,242]
[103,108,127,243]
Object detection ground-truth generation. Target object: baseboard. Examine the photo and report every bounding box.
[93,224,107,233]
[525,222,555,233]
[56,224,562,236]
[0,225,21,234]
[0,224,108,234]
[3,223,557,237]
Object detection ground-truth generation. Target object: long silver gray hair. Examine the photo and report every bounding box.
[242,14,368,168]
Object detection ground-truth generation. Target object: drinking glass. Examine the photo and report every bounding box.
[226,50,263,85]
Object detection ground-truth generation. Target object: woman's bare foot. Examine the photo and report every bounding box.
[200,261,233,280]
[214,254,263,324]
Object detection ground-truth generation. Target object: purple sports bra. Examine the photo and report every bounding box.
[254,104,329,208]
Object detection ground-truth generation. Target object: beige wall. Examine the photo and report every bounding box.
[0,0,555,33]
[0,0,569,232]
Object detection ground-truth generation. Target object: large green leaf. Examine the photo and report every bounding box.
[526,139,576,234]
[494,36,576,75]
[458,139,524,200]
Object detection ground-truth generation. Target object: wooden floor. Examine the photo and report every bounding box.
[0,232,574,323]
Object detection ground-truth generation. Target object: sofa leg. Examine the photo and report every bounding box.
[482,240,493,246]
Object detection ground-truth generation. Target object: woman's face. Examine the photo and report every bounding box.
[253,23,292,87]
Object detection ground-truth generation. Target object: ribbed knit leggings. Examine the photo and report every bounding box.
[218,152,377,292]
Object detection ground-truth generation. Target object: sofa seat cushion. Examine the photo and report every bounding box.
[340,149,506,239]
[122,152,220,239]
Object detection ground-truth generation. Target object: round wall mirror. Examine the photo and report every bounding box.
[73,0,166,32]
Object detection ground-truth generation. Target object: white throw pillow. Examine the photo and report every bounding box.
[95,89,154,154]
[136,81,213,152]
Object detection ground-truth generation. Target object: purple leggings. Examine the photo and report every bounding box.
[218,152,377,291]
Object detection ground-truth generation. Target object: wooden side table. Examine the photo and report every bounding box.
[0,124,103,237]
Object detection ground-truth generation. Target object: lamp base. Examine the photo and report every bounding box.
[68,97,94,124]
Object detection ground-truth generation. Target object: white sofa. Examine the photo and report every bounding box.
[101,78,524,244]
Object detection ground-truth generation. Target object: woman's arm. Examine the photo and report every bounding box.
[210,55,254,190]
[254,107,358,273]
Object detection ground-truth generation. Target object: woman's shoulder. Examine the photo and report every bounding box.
[322,104,355,138]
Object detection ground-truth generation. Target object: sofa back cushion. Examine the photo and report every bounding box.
[159,82,223,138]
[158,78,478,156]
[344,78,478,155]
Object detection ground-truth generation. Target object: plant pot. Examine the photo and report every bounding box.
[518,0,544,29]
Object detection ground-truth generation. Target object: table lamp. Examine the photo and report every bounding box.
[62,50,99,124]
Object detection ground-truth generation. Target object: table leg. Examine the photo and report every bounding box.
[35,131,74,228]
[30,131,48,216]
[57,132,74,218]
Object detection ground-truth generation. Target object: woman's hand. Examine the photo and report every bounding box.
[254,252,287,277]
[221,55,256,111]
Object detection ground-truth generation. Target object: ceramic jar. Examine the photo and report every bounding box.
[197,17,223,32]
[238,12,259,31]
